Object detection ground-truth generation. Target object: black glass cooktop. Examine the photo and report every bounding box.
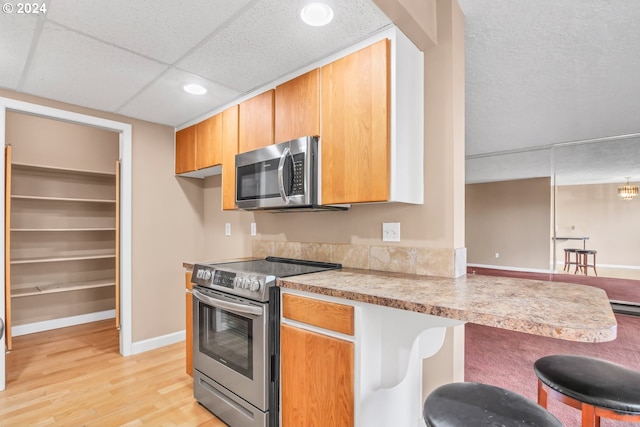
[205,256,341,278]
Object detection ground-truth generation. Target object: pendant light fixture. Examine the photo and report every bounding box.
[618,177,639,201]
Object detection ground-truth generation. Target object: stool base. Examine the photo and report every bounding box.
[538,379,640,427]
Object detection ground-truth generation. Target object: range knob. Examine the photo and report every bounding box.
[242,277,251,289]
[204,270,212,280]
[249,279,261,292]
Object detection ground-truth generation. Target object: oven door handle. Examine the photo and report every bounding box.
[193,289,263,317]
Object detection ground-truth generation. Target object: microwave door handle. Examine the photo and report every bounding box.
[277,147,292,204]
[193,289,263,317]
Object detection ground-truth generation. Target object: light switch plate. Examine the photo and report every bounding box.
[250,222,256,236]
[225,223,231,236]
[382,222,400,242]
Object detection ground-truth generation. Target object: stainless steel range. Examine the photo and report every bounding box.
[191,257,341,427]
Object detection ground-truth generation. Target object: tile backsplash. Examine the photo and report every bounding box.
[252,240,466,278]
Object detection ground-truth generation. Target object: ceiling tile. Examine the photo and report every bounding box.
[116,68,241,126]
[178,0,391,93]
[45,0,256,64]
[0,14,38,89]
[22,22,167,112]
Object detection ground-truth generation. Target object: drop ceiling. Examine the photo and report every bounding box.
[2,0,639,184]
[1,0,391,127]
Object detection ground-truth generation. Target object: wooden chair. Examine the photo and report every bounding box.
[423,381,562,426]
[535,355,640,427]
[575,249,597,276]
[563,248,580,273]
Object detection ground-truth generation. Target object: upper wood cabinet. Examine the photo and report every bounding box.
[175,114,223,175]
[175,27,422,207]
[175,125,196,174]
[321,39,390,205]
[238,90,275,153]
[321,29,424,206]
[221,105,239,210]
[195,114,222,170]
[275,69,320,143]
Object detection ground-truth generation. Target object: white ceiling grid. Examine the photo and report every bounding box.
[0,0,391,127]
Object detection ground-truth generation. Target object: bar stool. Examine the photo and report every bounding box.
[423,382,563,426]
[575,249,597,276]
[534,355,640,427]
[563,248,580,273]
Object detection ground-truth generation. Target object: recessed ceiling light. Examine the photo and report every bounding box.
[183,84,207,95]
[300,2,334,27]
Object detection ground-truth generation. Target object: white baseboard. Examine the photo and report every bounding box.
[466,263,551,274]
[554,261,640,271]
[130,329,186,355]
[12,310,116,337]
[11,310,187,356]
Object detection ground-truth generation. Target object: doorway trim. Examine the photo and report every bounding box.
[0,96,133,391]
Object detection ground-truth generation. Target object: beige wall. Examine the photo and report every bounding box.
[1,0,465,344]
[556,183,640,267]
[199,0,467,276]
[1,88,204,343]
[466,178,552,270]
[6,112,119,171]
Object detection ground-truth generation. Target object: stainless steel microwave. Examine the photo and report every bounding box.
[235,136,347,211]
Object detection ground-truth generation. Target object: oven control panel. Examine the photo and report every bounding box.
[212,270,236,288]
[191,263,273,301]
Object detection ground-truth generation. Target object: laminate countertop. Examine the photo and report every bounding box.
[276,269,617,343]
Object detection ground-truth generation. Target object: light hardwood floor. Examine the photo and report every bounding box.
[0,320,225,427]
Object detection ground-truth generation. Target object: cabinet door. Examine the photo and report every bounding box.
[321,39,390,204]
[222,105,239,210]
[281,323,354,427]
[275,69,320,143]
[185,272,193,377]
[175,125,197,174]
[238,90,274,153]
[195,114,222,170]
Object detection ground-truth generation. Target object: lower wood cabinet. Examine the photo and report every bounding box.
[281,324,354,427]
[280,293,355,427]
[185,271,193,377]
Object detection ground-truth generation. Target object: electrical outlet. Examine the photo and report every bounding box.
[225,223,231,236]
[382,222,400,242]
[495,252,500,258]
[250,222,256,236]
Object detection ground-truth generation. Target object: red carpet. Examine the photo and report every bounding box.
[467,267,640,303]
[465,313,640,426]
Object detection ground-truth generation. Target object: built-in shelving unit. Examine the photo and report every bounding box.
[9,162,117,299]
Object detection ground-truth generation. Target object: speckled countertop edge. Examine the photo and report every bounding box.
[276,269,617,343]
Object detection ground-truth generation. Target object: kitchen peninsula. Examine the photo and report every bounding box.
[277,269,616,427]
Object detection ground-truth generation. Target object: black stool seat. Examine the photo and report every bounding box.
[535,355,640,414]
[423,382,562,426]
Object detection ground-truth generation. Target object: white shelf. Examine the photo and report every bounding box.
[12,162,116,177]
[11,228,116,232]
[11,254,116,265]
[12,280,116,298]
[12,195,116,203]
